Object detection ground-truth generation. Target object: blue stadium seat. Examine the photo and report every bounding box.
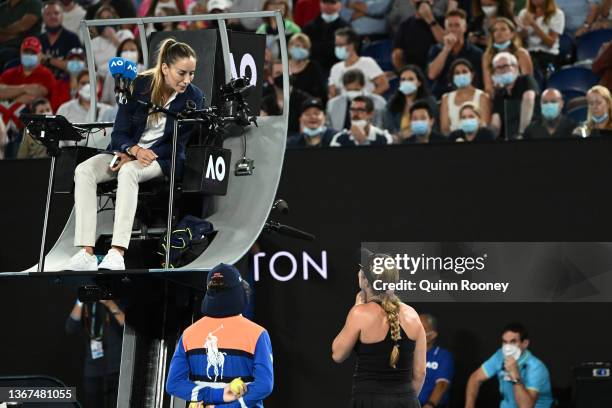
[566,105,588,123]
[558,33,575,65]
[3,58,19,71]
[384,76,399,100]
[576,29,612,61]
[361,39,394,72]
[547,66,600,101]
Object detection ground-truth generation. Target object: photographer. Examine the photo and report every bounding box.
[64,39,203,271]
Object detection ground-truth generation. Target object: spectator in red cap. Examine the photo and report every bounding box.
[0,36,56,157]
[0,36,56,105]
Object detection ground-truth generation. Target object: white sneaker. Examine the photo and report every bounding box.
[65,249,98,271]
[98,248,125,270]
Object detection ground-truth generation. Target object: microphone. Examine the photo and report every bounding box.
[109,57,128,105]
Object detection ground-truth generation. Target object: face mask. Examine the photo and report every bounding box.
[592,112,609,124]
[289,46,309,61]
[482,5,498,17]
[78,84,91,101]
[67,60,85,75]
[460,117,479,133]
[352,119,368,128]
[153,22,165,31]
[399,80,417,95]
[321,12,339,23]
[335,46,348,61]
[121,50,139,63]
[502,343,522,360]
[273,75,284,88]
[345,90,363,100]
[46,25,62,34]
[411,120,429,135]
[303,125,326,137]
[21,54,39,69]
[541,102,560,120]
[493,72,516,86]
[493,40,511,50]
[97,25,107,35]
[453,73,472,88]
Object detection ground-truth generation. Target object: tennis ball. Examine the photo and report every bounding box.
[230,377,246,395]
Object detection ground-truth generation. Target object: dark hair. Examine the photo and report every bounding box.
[342,69,365,87]
[471,0,514,19]
[409,99,433,118]
[352,95,374,112]
[146,0,185,16]
[335,27,359,49]
[388,65,431,114]
[446,8,467,20]
[448,58,474,83]
[116,38,143,64]
[421,313,438,332]
[502,322,529,341]
[32,97,51,112]
[76,70,89,83]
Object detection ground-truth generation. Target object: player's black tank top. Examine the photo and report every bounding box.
[352,303,416,396]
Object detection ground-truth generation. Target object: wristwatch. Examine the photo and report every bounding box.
[510,377,522,385]
[429,20,438,27]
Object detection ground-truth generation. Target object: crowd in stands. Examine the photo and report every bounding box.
[0,0,611,158]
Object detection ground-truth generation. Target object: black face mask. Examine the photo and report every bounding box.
[46,25,62,34]
[97,25,107,35]
[273,75,284,88]
[153,22,165,31]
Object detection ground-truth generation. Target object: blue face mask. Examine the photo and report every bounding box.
[453,73,472,89]
[21,54,39,69]
[411,120,429,135]
[541,102,560,120]
[493,40,511,50]
[335,46,348,61]
[493,72,516,86]
[592,112,609,124]
[321,12,339,23]
[399,80,417,95]
[303,125,326,137]
[289,46,309,61]
[460,118,479,133]
[67,60,85,75]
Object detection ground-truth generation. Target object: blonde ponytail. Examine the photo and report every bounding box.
[381,294,401,368]
[140,38,196,123]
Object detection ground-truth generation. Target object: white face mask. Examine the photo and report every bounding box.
[482,5,498,17]
[352,119,368,129]
[121,50,139,63]
[345,90,363,100]
[502,343,522,360]
[78,83,91,101]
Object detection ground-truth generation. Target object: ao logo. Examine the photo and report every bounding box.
[426,361,439,370]
[206,156,226,181]
[229,53,257,86]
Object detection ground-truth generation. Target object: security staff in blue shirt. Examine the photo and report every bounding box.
[465,323,553,408]
[418,314,454,408]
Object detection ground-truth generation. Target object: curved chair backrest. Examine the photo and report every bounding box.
[547,66,600,96]
[576,29,612,61]
[361,39,394,72]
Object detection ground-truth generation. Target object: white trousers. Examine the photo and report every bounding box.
[74,153,163,249]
